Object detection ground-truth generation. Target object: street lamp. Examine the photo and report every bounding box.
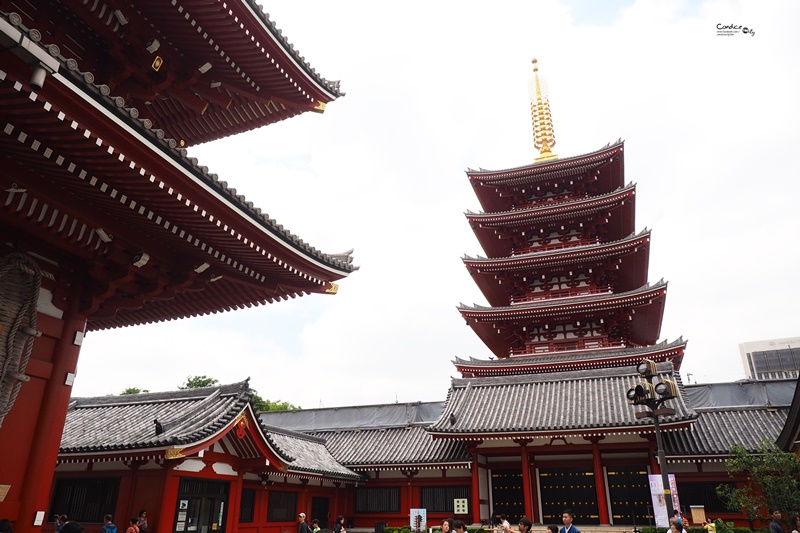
[626,359,679,520]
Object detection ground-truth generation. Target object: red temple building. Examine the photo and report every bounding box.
[0,1,356,530]
[35,58,795,533]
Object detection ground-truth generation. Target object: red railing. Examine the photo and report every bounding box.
[511,286,611,305]
[512,238,599,255]
[510,339,625,357]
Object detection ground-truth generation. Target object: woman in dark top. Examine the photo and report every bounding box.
[333,516,346,533]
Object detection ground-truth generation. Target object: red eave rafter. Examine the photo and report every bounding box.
[467,184,635,228]
[455,344,686,377]
[0,64,346,290]
[461,283,667,321]
[428,419,694,441]
[465,231,649,272]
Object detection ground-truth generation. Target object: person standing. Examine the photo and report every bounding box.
[311,519,321,533]
[137,511,148,533]
[518,518,532,533]
[333,516,347,533]
[125,518,139,533]
[559,509,580,533]
[500,515,511,533]
[442,519,454,533]
[547,526,559,533]
[298,513,312,533]
[452,521,466,533]
[771,510,785,533]
[672,511,684,530]
[100,515,118,533]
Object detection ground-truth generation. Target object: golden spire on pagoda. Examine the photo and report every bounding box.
[529,58,557,162]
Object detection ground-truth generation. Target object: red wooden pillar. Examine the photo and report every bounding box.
[468,445,480,525]
[515,440,533,521]
[529,453,540,523]
[588,437,609,525]
[16,274,87,532]
[156,467,180,533]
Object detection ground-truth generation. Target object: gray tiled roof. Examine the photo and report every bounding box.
[260,402,444,432]
[428,363,697,437]
[454,338,686,368]
[663,407,788,458]
[313,426,471,469]
[260,425,362,480]
[61,382,252,453]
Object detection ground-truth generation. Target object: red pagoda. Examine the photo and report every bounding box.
[425,59,694,526]
[0,1,355,530]
[458,59,682,370]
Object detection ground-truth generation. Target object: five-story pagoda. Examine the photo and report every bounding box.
[457,59,685,374]
[427,60,695,526]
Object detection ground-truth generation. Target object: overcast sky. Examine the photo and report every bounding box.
[72,0,800,408]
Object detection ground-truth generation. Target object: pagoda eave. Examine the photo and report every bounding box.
[454,339,687,377]
[466,230,651,306]
[467,141,624,212]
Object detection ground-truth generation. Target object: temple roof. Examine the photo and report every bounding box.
[663,407,788,459]
[61,381,252,453]
[260,425,363,480]
[59,380,361,479]
[454,337,686,376]
[467,141,624,213]
[313,426,471,470]
[2,1,343,146]
[427,363,697,438]
[1,15,358,329]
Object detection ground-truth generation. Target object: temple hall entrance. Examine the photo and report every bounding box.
[607,466,651,526]
[539,467,599,525]
[490,468,524,524]
[312,497,330,528]
[174,478,230,533]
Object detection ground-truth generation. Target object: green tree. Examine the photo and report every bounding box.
[717,439,800,528]
[250,389,300,412]
[121,387,149,394]
[179,375,219,389]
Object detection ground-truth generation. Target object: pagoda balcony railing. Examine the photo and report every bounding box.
[516,194,589,211]
[511,285,611,305]
[513,238,600,256]
[510,339,626,357]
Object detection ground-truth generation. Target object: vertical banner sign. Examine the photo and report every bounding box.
[649,475,681,527]
[410,509,427,532]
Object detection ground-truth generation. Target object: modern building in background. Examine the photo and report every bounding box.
[739,337,800,380]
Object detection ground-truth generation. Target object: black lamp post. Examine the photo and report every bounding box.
[626,359,679,521]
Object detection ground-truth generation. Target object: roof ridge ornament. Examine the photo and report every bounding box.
[529,58,557,162]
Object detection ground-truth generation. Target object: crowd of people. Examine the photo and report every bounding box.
[438,509,580,533]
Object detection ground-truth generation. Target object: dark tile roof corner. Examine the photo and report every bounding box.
[61,380,252,453]
[260,423,362,480]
